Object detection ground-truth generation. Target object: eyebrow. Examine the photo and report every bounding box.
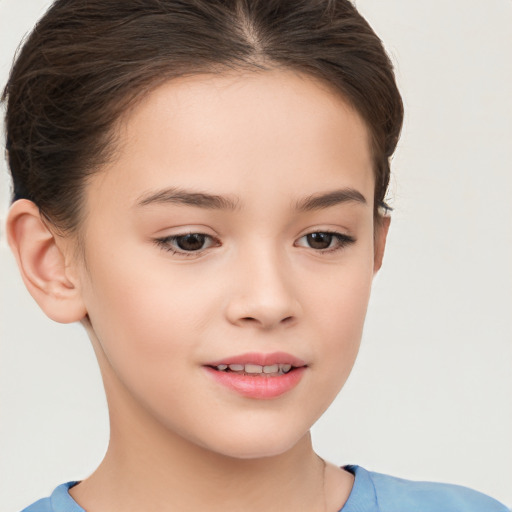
[137,187,240,210]
[136,186,366,211]
[294,188,367,211]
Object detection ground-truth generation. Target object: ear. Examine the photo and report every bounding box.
[373,214,390,274]
[6,199,87,323]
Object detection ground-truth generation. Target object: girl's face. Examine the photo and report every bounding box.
[76,69,384,458]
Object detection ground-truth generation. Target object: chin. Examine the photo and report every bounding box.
[193,423,311,460]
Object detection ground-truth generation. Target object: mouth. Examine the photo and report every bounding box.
[204,352,307,399]
[207,363,296,376]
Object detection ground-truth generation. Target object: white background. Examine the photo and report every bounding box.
[1,0,511,510]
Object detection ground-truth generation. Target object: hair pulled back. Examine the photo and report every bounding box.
[3,0,403,232]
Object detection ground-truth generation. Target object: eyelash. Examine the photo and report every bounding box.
[154,231,356,257]
[295,231,356,253]
[154,233,220,257]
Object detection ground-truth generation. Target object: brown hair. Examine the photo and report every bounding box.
[2,0,403,232]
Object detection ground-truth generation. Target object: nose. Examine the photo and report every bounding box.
[224,245,301,330]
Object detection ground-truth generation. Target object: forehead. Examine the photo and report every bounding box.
[87,69,374,213]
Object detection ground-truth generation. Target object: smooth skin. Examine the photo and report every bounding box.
[7,68,389,512]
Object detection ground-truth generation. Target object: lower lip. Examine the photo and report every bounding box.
[204,367,306,399]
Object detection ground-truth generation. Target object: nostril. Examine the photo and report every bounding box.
[241,315,294,325]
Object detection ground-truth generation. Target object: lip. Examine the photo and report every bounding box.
[204,352,307,399]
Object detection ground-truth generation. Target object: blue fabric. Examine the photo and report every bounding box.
[21,482,84,512]
[20,466,509,512]
[341,466,509,511]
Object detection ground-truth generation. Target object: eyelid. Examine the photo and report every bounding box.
[153,227,355,257]
[294,229,356,253]
[153,232,220,257]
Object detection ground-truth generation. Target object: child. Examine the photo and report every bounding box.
[2,1,509,511]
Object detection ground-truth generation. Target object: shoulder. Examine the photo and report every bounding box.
[347,466,509,512]
[19,482,83,512]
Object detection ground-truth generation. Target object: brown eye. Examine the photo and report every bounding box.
[154,233,217,255]
[175,234,207,251]
[295,231,356,253]
[306,232,333,249]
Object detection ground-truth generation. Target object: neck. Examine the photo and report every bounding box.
[93,434,324,512]
[74,418,325,512]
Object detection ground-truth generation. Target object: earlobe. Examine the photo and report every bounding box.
[373,215,390,274]
[6,199,87,323]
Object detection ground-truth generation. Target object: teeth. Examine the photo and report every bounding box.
[245,364,263,374]
[215,363,294,375]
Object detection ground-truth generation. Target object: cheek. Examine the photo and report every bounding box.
[81,247,209,376]
[303,250,374,393]
[81,261,212,432]
[304,242,374,336]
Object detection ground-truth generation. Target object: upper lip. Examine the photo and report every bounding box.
[205,352,307,368]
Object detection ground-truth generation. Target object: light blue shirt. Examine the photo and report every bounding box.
[20,465,509,512]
